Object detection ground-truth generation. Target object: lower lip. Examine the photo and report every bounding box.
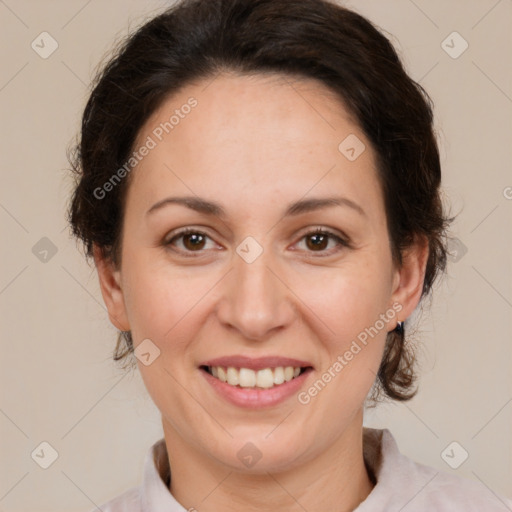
[200,368,312,409]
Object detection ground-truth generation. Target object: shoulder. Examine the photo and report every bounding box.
[361,427,512,511]
[89,486,141,512]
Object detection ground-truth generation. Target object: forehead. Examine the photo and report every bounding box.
[126,72,383,221]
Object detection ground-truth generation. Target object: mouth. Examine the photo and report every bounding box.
[200,365,313,389]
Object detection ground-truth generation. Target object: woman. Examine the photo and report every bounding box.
[67,0,512,510]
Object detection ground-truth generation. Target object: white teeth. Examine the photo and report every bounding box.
[207,365,305,388]
[227,367,239,386]
[256,368,274,388]
[238,368,256,387]
[217,367,227,383]
[273,366,285,385]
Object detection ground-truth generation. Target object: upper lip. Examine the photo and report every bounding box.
[200,355,313,371]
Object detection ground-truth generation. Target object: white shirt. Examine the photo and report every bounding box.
[94,427,512,511]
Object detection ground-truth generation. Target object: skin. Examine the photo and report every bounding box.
[94,71,429,512]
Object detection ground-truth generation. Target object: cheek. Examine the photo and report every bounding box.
[292,257,392,406]
[121,256,202,345]
[123,260,207,420]
[296,259,391,344]
[297,270,390,415]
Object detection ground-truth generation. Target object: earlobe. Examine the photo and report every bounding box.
[389,235,429,322]
[93,244,131,331]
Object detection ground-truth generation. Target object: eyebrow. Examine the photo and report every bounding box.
[145,195,366,219]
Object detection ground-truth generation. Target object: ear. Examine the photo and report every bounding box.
[388,235,429,324]
[93,244,130,331]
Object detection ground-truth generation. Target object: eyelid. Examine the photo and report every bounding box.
[295,225,349,243]
[291,226,351,256]
[164,227,220,254]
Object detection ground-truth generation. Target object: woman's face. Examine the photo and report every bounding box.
[96,72,426,472]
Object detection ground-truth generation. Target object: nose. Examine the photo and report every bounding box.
[215,242,296,341]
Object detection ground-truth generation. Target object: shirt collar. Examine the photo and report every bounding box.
[140,437,185,511]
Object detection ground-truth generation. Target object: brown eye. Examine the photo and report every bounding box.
[305,232,330,251]
[182,232,206,251]
[296,228,349,256]
[165,228,216,255]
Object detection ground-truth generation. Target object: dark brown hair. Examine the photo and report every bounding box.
[67,0,454,402]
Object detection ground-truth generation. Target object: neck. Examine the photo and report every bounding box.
[162,411,375,512]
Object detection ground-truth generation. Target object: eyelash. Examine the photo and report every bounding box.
[164,227,350,258]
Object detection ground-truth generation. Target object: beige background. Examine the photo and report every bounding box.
[0,0,511,510]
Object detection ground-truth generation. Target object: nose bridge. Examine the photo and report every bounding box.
[217,238,293,339]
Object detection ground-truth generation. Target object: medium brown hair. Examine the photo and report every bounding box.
[67,0,454,402]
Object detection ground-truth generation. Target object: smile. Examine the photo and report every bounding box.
[201,365,309,389]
